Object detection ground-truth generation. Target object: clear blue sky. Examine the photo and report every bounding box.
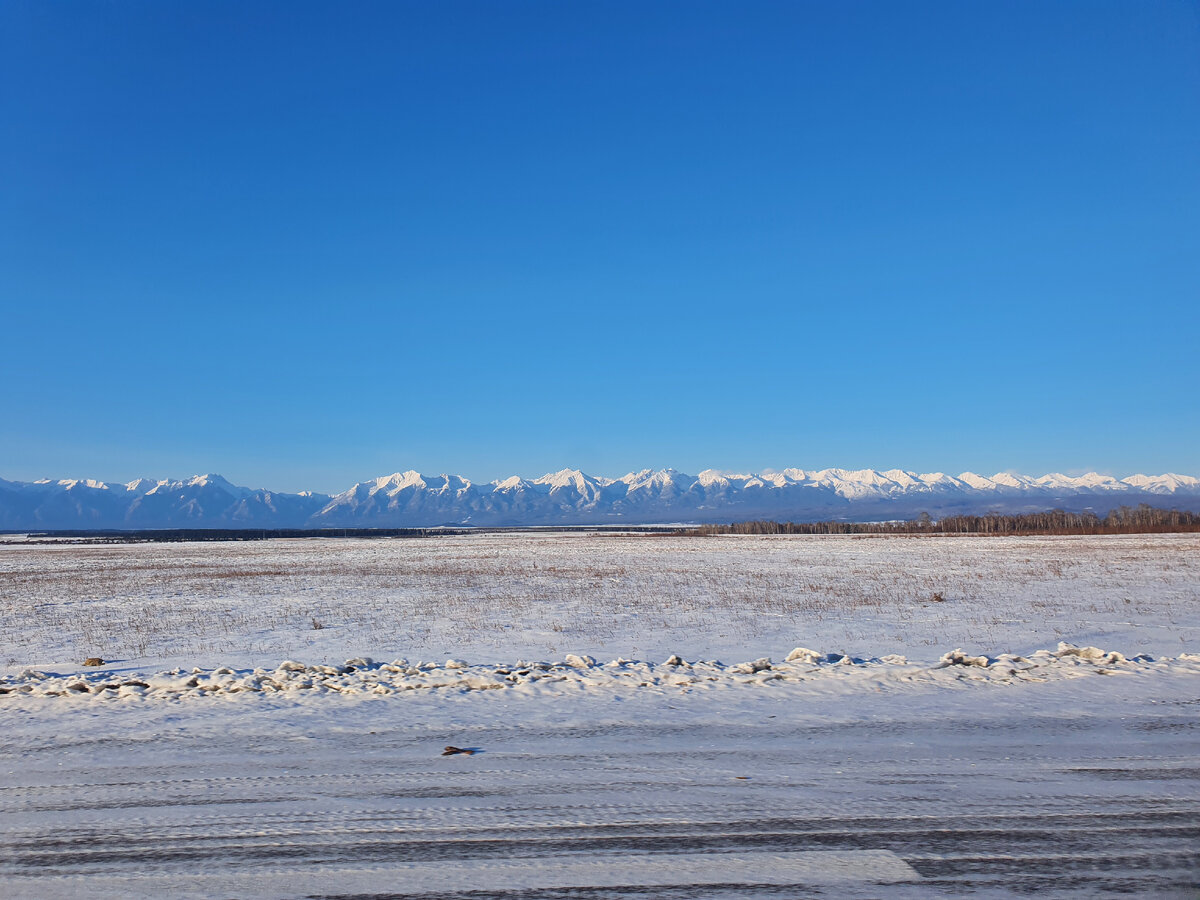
[3,1,1198,492]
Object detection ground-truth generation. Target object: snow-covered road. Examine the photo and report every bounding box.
[3,671,1198,899]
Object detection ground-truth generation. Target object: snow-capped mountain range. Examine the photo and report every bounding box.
[2,468,1198,530]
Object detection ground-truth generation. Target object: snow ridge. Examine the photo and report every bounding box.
[5,643,1197,701]
[1,468,1198,529]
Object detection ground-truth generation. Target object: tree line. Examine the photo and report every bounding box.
[690,504,1200,536]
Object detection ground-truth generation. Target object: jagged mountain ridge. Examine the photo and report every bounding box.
[2,468,1199,530]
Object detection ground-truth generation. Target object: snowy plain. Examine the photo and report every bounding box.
[1,532,1199,898]
[3,531,1199,668]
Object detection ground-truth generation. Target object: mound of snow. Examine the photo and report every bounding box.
[785,647,822,663]
[939,649,991,668]
[1053,642,1126,664]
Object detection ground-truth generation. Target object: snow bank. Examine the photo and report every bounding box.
[1,644,1191,703]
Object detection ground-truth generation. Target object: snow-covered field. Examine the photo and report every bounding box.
[3,532,1199,669]
[2,533,1198,898]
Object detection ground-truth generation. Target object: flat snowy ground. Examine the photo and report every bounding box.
[1,533,1198,898]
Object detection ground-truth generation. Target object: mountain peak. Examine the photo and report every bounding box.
[493,475,530,490]
[536,468,594,488]
[124,478,162,492]
[374,470,424,489]
[57,478,110,490]
[187,473,239,489]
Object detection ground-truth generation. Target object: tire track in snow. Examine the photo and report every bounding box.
[4,685,1200,897]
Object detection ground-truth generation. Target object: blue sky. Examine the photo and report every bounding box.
[3,0,1198,492]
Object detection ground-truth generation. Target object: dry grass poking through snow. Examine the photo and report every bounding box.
[1,532,1197,667]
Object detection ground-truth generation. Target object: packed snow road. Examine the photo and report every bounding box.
[2,673,1198,899]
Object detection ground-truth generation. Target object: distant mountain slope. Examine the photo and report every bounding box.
[1,468,1197,530]
[0,474,330,530]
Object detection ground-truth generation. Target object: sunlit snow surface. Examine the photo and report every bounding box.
[2,532,1198,669]
[1,533,1198,898]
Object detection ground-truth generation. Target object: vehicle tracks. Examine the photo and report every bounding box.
[3,689,1198,898]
